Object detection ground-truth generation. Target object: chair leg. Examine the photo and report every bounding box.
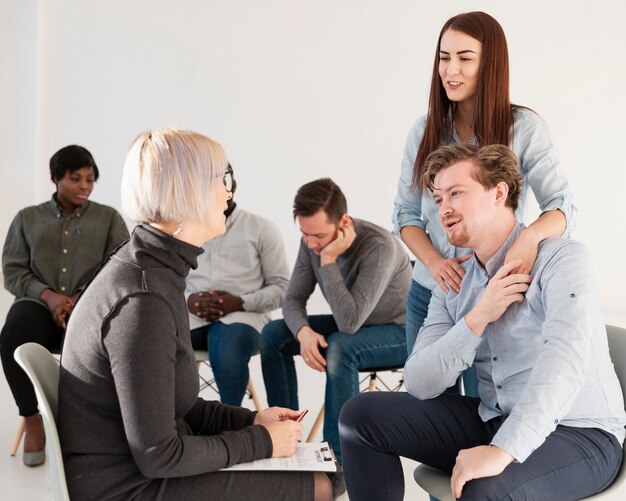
[10,418,25,456]
[246,378,262,412]
[368,372,378,391]
[307,405,325,442]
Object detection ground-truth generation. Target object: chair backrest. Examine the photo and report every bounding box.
[582,325,626,500]
[413,325,626,501]
[607,325,626,403]
[14,343,70,501]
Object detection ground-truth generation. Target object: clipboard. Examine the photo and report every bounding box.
[220,442,339,472]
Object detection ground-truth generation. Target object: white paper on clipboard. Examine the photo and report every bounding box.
[220,442,338,472]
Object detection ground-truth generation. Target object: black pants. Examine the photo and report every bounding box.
[339,392,623,501]
[0,300,63,416]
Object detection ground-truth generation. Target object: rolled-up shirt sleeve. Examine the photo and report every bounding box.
[392,117,428,236]
[515,110,576,238]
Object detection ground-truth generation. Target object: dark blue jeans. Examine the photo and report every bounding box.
[406,279,433,355]
[260,315,407,465]
[191,321,260,406]
[340,392,622,501]
[407,279,479,398]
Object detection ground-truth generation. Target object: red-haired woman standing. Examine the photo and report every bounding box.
[393,12,575,385]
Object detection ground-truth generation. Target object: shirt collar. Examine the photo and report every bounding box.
[479,222,525,278]
[48,193,90,218]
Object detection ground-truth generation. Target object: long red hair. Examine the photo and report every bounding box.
[413,11,515,190]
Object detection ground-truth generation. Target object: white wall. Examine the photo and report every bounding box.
[2,0,625,323]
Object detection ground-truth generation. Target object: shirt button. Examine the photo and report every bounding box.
[64,230,69,235]
[61,286,66,292]
[492,357,497,361]
[554,419,559,424]
[63,249,68,254]
[497,385,502,389]
[62,268,67,273]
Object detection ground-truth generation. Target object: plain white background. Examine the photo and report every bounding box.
[1,1,625,498]
[2,0,625,324]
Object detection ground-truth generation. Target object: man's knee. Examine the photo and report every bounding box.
[325,334,356,376]
[459,474,511,501]
[339,393,378,433]
[260,320,290,353]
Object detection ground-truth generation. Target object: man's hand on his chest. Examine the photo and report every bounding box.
[465,260,532,336]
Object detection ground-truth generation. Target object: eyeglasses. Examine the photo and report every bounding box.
[223,165,234,193]
[214,165,234,193]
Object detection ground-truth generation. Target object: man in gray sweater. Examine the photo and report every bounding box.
[260,178,412,465]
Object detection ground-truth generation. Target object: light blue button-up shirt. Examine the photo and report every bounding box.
[392,108,576,290]
[404,224,626,462]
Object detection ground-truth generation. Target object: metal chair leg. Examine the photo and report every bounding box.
[246,377,262,412]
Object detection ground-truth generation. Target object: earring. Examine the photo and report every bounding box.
[173,221,184,237]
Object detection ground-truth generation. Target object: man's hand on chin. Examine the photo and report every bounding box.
[451,445,515,498]
[320,217,356,266]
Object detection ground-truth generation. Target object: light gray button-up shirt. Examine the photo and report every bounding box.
[184,207,289,333]
[393,107,576,291]
[405,223,626,462]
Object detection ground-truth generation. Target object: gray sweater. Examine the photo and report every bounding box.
[58,225,273,501]
[283,218,412,336]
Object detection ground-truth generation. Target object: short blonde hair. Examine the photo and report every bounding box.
[121,129,228,224]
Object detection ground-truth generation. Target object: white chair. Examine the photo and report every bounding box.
[14,343,70,501]
[413,324,626,501]
[10,349,61,456]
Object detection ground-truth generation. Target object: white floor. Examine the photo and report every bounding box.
[0,288,429,500]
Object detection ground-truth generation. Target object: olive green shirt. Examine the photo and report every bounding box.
[2,196,129,303]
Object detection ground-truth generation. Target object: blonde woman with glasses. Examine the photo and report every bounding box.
[58,129,333,501]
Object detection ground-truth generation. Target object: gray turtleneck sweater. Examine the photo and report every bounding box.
[58,225,273,501]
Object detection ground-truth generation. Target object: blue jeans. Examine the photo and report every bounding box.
[406,280,432,355]
[406,280,480,398]
[340,392,622,501]
[260,315,407,465]
[190,321,260,406]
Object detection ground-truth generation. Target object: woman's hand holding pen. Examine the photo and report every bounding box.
[254,407,304,426]
[265,420,301,457]
[255,407,307,457]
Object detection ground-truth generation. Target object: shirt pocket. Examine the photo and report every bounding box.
[73,227,109,268]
